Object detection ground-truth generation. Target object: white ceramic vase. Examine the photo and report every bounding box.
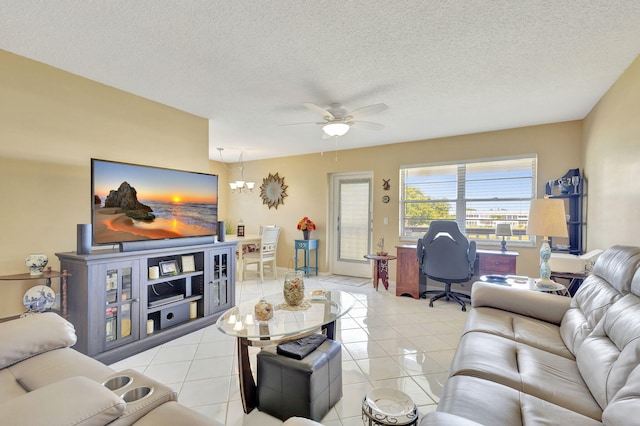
[26,253,48,276]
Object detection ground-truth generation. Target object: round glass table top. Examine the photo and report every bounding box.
[216,289,355,340]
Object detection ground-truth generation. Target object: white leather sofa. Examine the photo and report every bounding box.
[0,312,218,426]
[420,245,640,425]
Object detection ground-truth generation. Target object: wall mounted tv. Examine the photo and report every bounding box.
[91,159,218,246]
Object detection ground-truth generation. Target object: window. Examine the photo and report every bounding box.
[400,156,536,246]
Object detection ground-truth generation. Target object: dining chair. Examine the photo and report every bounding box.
[259,224,276,235]
[243,226,280,282]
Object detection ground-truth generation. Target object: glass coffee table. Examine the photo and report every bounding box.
[216,289,355,413]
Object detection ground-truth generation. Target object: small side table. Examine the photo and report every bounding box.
[479,275,570,297]
[550,271,588,296]
[364,254,397,291]
[295,239,319,277]
[0,268,71,319]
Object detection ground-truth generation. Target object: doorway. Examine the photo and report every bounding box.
[329,172,373,277]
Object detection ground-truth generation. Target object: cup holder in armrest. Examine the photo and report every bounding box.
[122,386,154,403]
[102,375,132,391]
[98,369,176,425]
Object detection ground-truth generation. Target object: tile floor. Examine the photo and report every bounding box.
[110,273,469,425]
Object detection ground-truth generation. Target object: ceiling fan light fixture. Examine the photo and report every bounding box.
[323,122,350,137]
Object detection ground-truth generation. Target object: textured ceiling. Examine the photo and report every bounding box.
[2,1,640,162]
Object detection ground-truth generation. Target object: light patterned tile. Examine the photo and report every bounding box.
[143,361,191,384]
[343,340,388,360]
[341,360,369,384]
[179,376,231,406]
[186,356,234,380]
[152,343,199,363]
[194,340,235,358]
[412,372,450,403]
[408,334,455,352]
[333,382,374,418]
[392,351,448,376]
[428,349,458,371]
[376,337,420,356]
[337,328,371,343]
[355,357,409,381]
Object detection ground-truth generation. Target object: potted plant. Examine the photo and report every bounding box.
[297,217,316,240]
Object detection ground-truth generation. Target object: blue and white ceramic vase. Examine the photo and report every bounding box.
[26,253,48,276]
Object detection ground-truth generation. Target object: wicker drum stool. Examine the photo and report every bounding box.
[257,338,342,421]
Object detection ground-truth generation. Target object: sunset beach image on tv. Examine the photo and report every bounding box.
[92,159,218,245]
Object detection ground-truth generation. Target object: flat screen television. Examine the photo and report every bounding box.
[91,159,218,246]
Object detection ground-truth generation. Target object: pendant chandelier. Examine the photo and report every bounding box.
[218,148,254,192]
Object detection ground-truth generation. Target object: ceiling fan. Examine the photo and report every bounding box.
[284,102,388,137]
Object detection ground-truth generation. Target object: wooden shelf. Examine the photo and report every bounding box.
[0,268,70,319]
[0,269,69,281]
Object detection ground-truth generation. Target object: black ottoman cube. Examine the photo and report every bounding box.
[257,338,342,421]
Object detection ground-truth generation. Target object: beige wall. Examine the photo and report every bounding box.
[223,121,583,281]
[0,50,209,316]
[583,55,640,250]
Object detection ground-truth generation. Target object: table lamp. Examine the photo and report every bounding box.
[526,198,568,288]
[495,223,512,252]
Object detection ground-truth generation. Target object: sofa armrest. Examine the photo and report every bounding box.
[471,281,571,325]
[0,312,76,369]
[133,401,221,426]
[0,376,125,426]
[420,412,484,425]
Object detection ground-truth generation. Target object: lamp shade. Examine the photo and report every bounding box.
[526,198,568,238]
[323,123,350,137]
[495,223,512,237]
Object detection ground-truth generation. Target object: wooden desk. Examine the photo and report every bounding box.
[226,234,261,281]
[395,245,518,299]
[364,254,397,291]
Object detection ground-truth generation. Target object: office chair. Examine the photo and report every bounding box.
[416,221,476,311]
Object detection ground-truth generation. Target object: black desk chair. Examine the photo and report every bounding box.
[417,221,476,311]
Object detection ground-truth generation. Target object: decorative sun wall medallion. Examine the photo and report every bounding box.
[260,172,288,209]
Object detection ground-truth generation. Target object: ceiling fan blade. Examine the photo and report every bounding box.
[303,103,335,120]
[345,103,388,120]
[280,121,324,127]
[350,121,385,130]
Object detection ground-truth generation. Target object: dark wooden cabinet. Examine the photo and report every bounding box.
[478,251,518,275]
[57,241,236,364]
[395,245,424,298]
[396,246,518,299]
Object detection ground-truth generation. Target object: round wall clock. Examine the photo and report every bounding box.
[382,195,390,203]
[260,172,288,209]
